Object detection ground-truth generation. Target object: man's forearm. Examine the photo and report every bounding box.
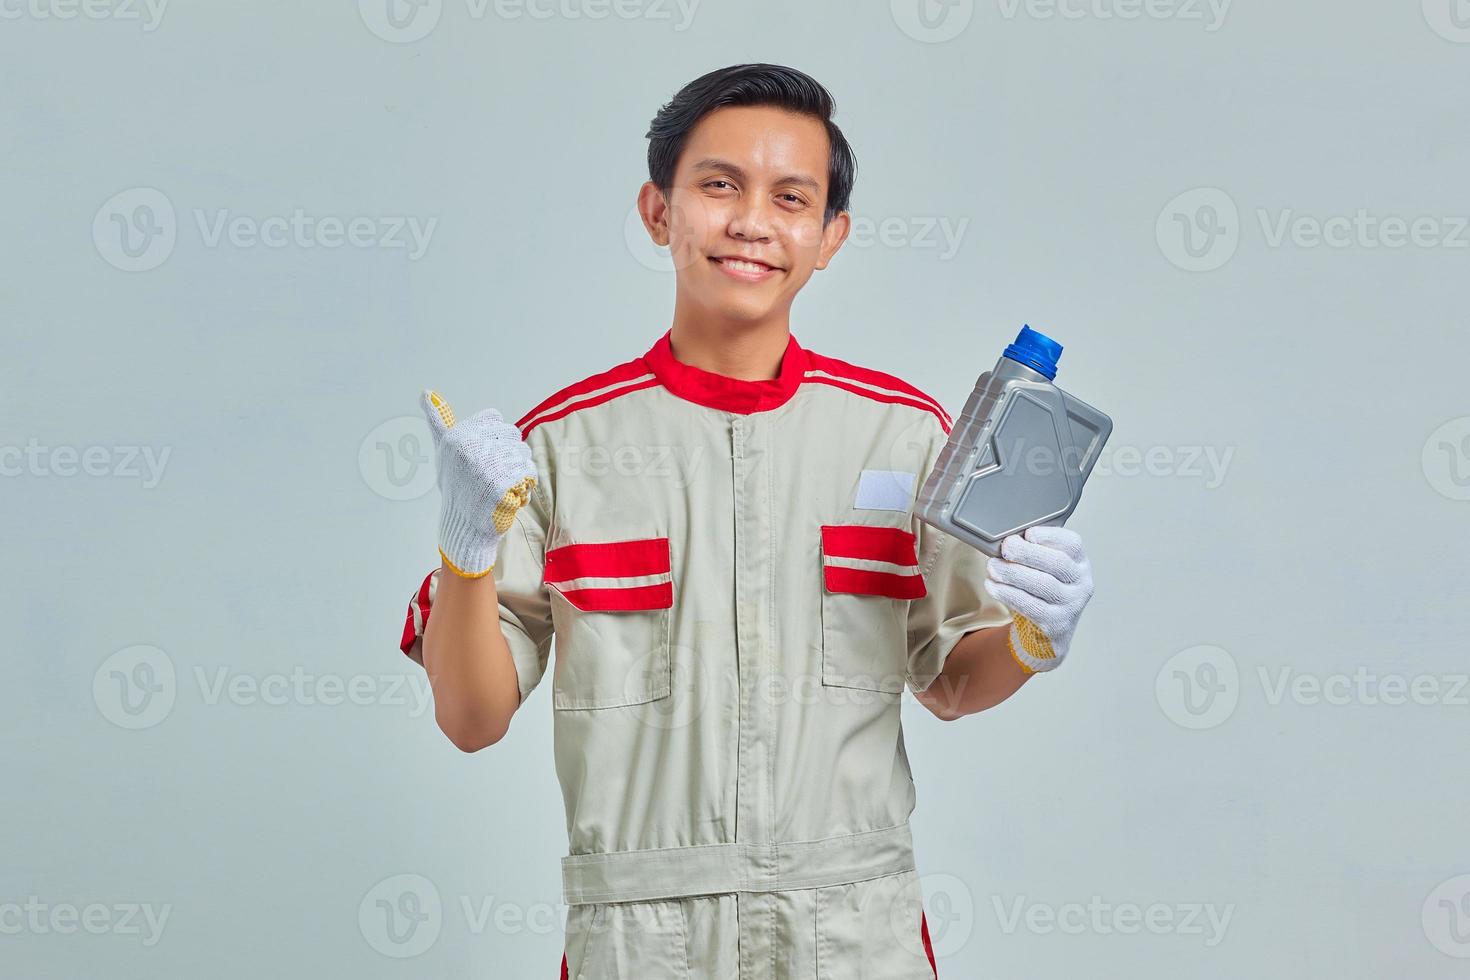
[421,564,523,751]
[914,623,1031,720]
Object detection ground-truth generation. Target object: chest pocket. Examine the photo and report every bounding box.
[819,524,926,695]
[545,536,674,710]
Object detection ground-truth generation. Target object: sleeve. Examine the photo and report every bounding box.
[904,425,1015,693]
[398,482,556,705]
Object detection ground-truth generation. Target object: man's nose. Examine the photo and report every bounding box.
[727,194,775,242]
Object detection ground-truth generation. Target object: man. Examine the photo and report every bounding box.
[400,64,1095,979]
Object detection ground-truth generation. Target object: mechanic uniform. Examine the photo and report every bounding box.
[400,328,1014,979]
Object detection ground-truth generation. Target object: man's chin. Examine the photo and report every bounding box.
[708,297,783,324]
[677,277,789,325]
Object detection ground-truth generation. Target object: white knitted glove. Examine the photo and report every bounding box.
[982,525,1094,673]
[420,389,538,579]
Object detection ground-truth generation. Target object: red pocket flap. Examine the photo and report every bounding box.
[820,524,926,600]
[545,537,673,611]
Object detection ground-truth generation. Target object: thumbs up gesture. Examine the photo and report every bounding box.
[419,390,538,578]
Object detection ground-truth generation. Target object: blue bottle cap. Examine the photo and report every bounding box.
[1002,324,1062,380]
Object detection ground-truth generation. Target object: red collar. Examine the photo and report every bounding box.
[640,328,810,414]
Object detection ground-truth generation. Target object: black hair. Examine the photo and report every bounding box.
[646,63,856,224]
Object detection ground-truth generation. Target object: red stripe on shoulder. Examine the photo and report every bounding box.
[514,356,654,434]
[805,351,953,427]
[518,377,660,438]
[805,375,952,434]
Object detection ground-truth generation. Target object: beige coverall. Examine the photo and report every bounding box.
[401,328,1014,978]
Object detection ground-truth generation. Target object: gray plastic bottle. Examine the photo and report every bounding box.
[914,326,1112,557]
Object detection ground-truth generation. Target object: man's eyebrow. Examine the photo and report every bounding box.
[689,157,822,191]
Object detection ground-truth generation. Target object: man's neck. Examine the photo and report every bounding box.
[667,305,791,382]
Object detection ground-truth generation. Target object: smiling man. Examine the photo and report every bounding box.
[400,64,1095,978]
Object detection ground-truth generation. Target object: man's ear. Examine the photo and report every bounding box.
[814,210,851,271]
[637,180,671,246]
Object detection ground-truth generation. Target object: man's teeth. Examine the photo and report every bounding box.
[721,259,771,273]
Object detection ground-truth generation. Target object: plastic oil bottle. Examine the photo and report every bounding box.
[914,326,1112,556]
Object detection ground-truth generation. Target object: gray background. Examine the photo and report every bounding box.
[4,0,1468,977]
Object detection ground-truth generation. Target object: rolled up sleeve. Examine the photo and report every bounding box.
[399,484,555,704]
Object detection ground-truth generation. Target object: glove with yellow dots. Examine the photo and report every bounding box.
[419,389,538,579]
[982,525,1094,673]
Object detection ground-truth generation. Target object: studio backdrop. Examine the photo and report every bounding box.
[4,2,1467,977]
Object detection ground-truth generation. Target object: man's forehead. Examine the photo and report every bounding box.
[677,106,829,181]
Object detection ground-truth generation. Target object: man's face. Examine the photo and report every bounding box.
[638,105,850,325]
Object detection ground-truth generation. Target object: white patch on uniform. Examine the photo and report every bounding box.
[855,469,916,511]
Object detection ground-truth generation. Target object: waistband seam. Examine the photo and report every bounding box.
[561,823,913,865]
[561,823,916,906]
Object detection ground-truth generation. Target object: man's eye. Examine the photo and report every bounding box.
[704,180,733,190]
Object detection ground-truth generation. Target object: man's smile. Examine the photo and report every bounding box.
[710,254,782,282]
